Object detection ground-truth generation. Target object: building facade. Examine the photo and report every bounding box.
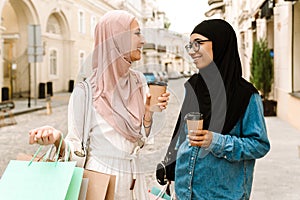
[0,0,188,103]
[206,0,300,131]
[0,0,116,100]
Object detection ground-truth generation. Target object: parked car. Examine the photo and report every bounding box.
[143,72,157,83]
[157,71,168,82]
[152,71,161,82]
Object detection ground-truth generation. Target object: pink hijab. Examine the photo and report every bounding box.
[89,10,145,142]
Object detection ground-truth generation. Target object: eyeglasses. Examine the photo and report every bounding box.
[185,39,211,53]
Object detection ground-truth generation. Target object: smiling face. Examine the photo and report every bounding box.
[188,33,213,69]
[130,19,145,62]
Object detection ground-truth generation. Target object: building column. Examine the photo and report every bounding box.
[273,1,293,118]
[256,18,267,40]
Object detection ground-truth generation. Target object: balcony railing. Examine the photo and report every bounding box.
[208,0,223,6]
[157,45,166,53]
[205,1,225,17]
[143,43,156,50]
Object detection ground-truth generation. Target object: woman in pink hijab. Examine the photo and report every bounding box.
[29,10,170,199]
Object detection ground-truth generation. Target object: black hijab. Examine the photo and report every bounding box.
[187,19,258,134]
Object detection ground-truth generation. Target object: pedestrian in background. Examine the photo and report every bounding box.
[29,10,169,200]
[163,19,270,200]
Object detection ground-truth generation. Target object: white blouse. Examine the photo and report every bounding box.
[64,74,150,200]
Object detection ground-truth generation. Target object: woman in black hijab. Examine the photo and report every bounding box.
[163,19,270,199]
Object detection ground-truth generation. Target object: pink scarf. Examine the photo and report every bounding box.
[89,10,145,142]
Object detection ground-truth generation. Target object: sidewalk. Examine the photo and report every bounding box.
[9,92,71,116]
[2,93,300,199]
[251,117,300,199]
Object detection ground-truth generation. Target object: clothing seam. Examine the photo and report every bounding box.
[188,147,199,200]
[243,160,248,200]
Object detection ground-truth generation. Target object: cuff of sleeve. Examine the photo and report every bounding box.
[205,132,224,154]
[66,140,87,168]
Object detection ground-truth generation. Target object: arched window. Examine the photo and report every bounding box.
[46,14,61,34]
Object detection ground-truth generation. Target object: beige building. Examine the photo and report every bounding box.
[0,0,116,101]
[0,0,186,103]
[206,0,300,131]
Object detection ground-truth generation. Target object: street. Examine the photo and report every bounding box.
[1,78,300,199]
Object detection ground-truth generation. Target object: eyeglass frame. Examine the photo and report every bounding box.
[185,39,211,53]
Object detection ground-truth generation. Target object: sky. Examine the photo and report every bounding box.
[156,0,209,35]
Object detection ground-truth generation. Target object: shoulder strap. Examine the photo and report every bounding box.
[81,80,92,157]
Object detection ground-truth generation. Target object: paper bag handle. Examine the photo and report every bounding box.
[28,132,64,166]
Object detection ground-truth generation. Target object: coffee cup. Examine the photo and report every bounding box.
[184,112,203,134]
[148,81,167,112]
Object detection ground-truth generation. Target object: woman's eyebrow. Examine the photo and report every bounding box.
[194,38,204,42]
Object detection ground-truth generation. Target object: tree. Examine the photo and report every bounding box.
[250,39,273,100]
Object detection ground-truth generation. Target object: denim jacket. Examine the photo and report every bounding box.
[175,93,270,200]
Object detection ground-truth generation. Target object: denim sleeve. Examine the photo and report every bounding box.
[206,93,270,162]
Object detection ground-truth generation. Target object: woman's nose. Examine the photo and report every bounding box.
[141,35,145,45]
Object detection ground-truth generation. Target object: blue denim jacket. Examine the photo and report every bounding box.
[175,93,270,200]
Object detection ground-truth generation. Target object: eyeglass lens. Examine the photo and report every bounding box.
[185,40,210,53]
[185,41,200,53]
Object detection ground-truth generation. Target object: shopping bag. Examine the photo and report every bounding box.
[0,141,83,200]
[149,183,176,200]
[15,151,116,200]
[83,169,116,200]
[0,160,82,200]
[65,167,84,200]
[15,153,84,200]
[78,178,89,200]
[149,186,171,200]
[149,192,166,200]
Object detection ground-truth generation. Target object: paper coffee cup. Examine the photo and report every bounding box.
[149,81,167,112]
[184,112,203,134]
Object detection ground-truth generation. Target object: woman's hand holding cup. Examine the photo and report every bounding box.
[185,112,213,148]
[148,82,169,112]
[188,129,213,148]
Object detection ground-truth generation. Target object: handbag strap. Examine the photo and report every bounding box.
[80,80,92,165]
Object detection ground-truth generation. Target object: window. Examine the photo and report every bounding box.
[292,2,300,96]
[46,14,61,34]
[91,16,97,37]
[79,51,85,68]
[49,50,57,76]
[79,11,85,33]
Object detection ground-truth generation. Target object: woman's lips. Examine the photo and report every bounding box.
[193,56,202,63]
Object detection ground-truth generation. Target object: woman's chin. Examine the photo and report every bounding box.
[194,61,204,69]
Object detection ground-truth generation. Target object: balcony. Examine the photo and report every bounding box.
[157,45,166,53]
[208,0,223,5]
[143,43,156,51]
[205,1,225,17]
